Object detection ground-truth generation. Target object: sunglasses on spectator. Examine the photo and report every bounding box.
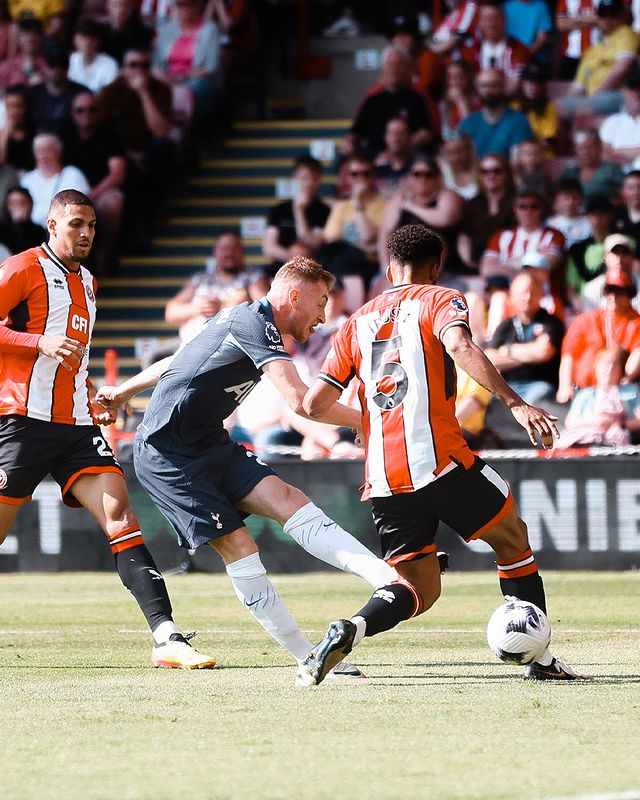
[480,166,504,175]
[411,170,436,177]
[73,105,97,113]
[350,169,372,177]
[126,59,150,68]
[516,203,541,210]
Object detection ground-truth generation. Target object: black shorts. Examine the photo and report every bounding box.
[0,414,123,508]
[133,436,275,550]
[370,457,513,566]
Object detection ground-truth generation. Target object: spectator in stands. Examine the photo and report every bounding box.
[20,132,89,226]
[153,0,220,116]
[565,195,617,301]
[557,348,640,447]
[210,0,259,74]
[480,190,565,335]
[387,13,441,97]
[0,0,16,64]
[481,189,565,280]
[503,0,553,64]
[373,116,414,195]
[560,128,625,202]
[459,68,533,159]
[613,170,640,263]
[428,0,479,62]
[28,45,87,138]
[0,185,45,252]
[557,267,640,401]
[0,17,46,90]
[102,0,153,66]
[458,152,516,269]
[484,270,565,403]
[438,130,479,200]
[7,0,65,36]
[262,154,330,274]
[461,4,529,97]
[318,153,387,289]
[582,233,639,310]
[547,179,592,249]
[377,153,463,272]
[0,85,34,174]
[438,59,479,141]
[343,44,435,159]
[68,18,119,95]
[511,64,560,155]
[98,47,178,231]
[164,230,268,344]
[64,90,127,274]
[0,149,18,224]
[512,139,555,208]
[555,0,600,80]
[556,0,640,118]
[600,66,640,165]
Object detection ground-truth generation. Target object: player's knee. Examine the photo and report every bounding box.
[104,505,140,538]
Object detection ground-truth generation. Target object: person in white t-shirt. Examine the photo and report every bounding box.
[68,18,120,94]
[20,133,90,226]
[600,66,640,166]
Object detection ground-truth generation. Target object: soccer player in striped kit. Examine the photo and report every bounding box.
[298,224,591,684]
[0,189,216,669]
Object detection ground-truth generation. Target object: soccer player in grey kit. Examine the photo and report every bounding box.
[97,257,398,671]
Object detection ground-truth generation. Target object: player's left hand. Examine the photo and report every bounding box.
[510,402,559,449]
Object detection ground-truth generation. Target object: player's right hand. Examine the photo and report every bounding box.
[95,385,125,409]
[511,402,559,449]
[37,334,84,371]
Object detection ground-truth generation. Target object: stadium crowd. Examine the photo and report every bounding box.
[1,0,640,453]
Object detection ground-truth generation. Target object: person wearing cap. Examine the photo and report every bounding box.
[565,194,617,299]
[484,270,565,403]
[600,68,640,165]
[388,13,441,97]
[557,263,640,402]
[556,0,640,118]
[582,233,639,310]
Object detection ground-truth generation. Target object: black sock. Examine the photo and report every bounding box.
[355,583,419,638]
[114,544,174,632]
[497,548,547,613]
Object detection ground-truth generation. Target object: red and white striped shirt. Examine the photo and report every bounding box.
[432,1,479,42]
[556,0,602,59]
[320,284,475,500]
[484,226,566,272]
[0,243,97,425]
[462,36,529,78]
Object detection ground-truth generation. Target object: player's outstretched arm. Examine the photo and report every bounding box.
[263,359,361,430]
[96,355,175,409]
[442,325,559,448]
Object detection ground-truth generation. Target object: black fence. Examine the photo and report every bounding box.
[3,457,639,572]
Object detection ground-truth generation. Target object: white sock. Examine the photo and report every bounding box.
[350,615,367,647]
[283,502,397,588]
[225,552,312,661]
[152,620,179,645]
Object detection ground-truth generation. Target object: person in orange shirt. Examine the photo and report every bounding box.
[557,268,640,402]
[0,188,216,670]
[297,223,590,685]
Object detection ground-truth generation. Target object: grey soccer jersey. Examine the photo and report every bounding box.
[138,298,291,451]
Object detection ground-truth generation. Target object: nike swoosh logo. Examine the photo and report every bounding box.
[323,522,335,528]
[245,598,262,607]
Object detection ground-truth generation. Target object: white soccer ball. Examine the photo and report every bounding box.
[487,597,551,665]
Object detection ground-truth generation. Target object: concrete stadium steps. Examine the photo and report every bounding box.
[90,117,349,380]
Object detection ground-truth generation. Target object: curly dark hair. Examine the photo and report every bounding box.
[386,224,444,266]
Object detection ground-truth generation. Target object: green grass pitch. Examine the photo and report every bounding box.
[1,570,638,800]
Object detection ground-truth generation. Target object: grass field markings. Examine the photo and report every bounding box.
[538,791,640,800]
